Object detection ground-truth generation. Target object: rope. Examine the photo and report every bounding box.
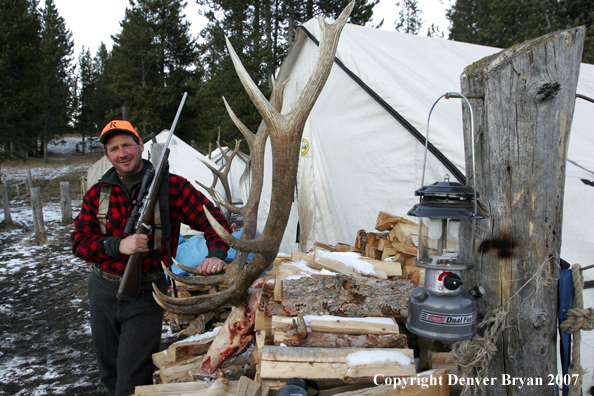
[451,257,552,396]
[560,264,594,396]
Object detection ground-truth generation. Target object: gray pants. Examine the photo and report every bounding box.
[88,271,167,396]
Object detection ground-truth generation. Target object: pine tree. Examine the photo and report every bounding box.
[561,0,594,63]
[395,0,423,34]
[427,23,445,38]
[75,48,97,154]
[0,0,42,159]
[39,0,75,162]
[447,0,561,50]
[92,43,116,134]
[109,0,198,137]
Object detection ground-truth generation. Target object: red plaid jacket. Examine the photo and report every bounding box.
[72,162,230,276]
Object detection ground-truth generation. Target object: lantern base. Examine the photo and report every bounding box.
[406,287,476,342]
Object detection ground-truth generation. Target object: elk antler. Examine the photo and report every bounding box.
[195,140,242,222]
[153,1,355,315]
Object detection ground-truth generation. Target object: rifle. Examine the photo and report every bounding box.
[117,92,188,301]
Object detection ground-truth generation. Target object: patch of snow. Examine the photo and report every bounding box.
[175,326,221,344]
[316,251,376,275]
[287,260,337,276]
[285,274,310,280]
[345,350,412,367]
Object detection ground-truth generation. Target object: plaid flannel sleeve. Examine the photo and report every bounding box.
[71,185,113,262]
[170,175,230,254]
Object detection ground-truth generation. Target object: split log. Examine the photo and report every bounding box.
[359,257,403,276]
[354,230,367,249]
[264,301,289,316]
[312,250,387,279]
[169,339,214,363]
[236,376,269,396]
[375,211,416,231]
[315,241,338,251]
[391,241,417,257]
[388,222,418,244]
[282,274,414,317]
[272,315,400,335]
[336,243,351,252]
[330,369,450,396]
[274,330,407,348]
[460,27,585,396]
[133,380,210,395]
[291,251,314,264]
[364,245,381,260]
[403,266,425,287]
[180,312,216,337]
[259,346,416,384]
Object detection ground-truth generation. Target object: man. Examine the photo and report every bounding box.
[72,120,230,396]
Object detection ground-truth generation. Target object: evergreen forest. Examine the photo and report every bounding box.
[1,0,592,161]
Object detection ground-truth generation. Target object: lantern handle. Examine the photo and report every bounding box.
[420,92,478,217]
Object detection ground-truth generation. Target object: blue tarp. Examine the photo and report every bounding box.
[173,228,254,275]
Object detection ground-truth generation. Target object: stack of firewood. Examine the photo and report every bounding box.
[141,211,453,396]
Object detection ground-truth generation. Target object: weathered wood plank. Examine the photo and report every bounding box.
[273,330,408,348]
[260,346,415,383]
[271,315,400,335]
[282,275,414,317]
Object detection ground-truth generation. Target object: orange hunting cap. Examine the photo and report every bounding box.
[100,120,140,144]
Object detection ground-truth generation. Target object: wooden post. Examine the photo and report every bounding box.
[60,181,72,223]
[31,187,47,244]
[2,179,12,224]
[27,168,33,199]
[460,28,585,395]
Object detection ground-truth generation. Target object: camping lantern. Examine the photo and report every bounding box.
[406,92,484,342]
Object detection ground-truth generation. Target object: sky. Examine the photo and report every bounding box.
[52,0,451,63]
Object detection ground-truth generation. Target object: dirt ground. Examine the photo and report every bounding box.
[0,150,178,395]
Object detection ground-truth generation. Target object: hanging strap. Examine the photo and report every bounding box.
[153,198,162,250]
[97,185,111,235]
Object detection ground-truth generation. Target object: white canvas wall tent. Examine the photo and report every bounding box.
[250,19,594,390]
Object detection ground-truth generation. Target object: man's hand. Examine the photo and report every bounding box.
[196,257,225,274]
[119,234,149,255]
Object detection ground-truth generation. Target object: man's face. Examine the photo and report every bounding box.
[104,133,144,176]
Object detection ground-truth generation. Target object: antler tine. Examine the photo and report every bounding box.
[203,206,269,253]
[271,76,290,113]
[195,179,221,205]
[153,288,234,315]
[198,157,221,176]
[225,37,281,132]
[222,97,258,147]
[161,260,236,286]
[213,189,242,215]
[288,0,354,128]
[153,283,213,305]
